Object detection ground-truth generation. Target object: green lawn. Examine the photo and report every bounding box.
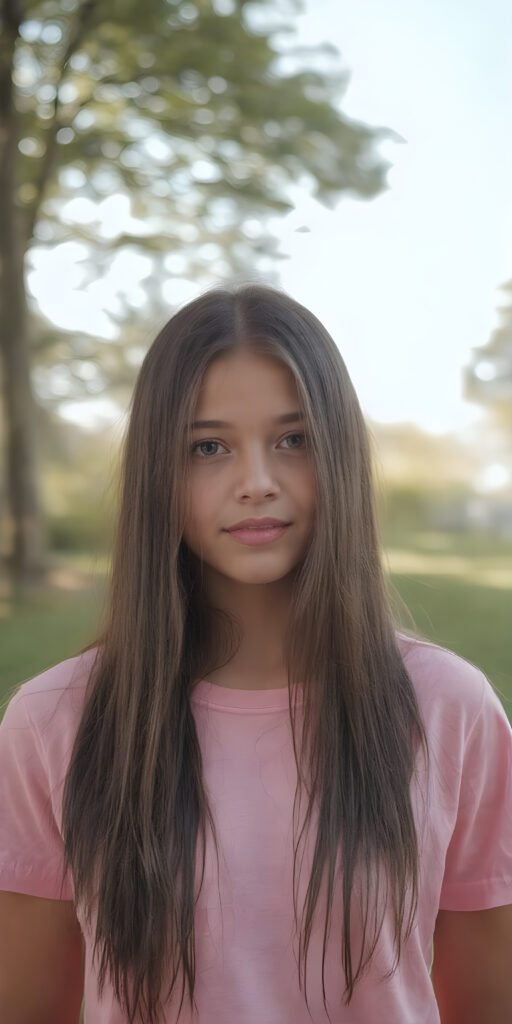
[0,573,106,710]
[383,529,512,715]
[1,530,511,720]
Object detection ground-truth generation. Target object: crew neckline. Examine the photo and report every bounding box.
[190,678,304,710]
[190,632,413,711]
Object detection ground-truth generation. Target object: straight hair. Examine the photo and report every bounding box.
[60,283,430,1023]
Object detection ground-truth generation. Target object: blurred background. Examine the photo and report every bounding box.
[1,0,511,718]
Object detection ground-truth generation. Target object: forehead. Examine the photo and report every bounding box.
[195,351,300,411]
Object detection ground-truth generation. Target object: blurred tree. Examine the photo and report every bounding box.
[0,0,399,587]
[465,278,512,432]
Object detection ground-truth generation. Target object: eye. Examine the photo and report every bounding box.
[191,432,306,458]
[192,440,227,458]
[281,432,306,450]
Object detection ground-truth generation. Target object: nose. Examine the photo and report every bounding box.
[234,446,279,496]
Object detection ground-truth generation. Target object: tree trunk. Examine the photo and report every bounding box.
[0,238,48,590]
[0,1,48,590]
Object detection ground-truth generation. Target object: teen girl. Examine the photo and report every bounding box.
[1,284,511,1024]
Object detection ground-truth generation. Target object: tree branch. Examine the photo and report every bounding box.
[0,0,23,269]
[22,0,101,247]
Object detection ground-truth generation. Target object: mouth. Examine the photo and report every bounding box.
[226,525,290,531]
[224,523,291,545]
[224,522,291,532]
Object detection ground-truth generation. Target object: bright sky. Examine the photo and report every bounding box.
[27,0,512,439]
[274,0,512,436]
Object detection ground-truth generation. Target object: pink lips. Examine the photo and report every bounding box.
[226,524,290,546]
[226,517,289,531]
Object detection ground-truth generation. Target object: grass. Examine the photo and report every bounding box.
[0,573,106,708]
[1,528,510,718]
[383,529,512,713]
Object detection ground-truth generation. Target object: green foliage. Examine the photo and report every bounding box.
[40,447,117,550]
[11,0,399,409]
[464,278,512,431]
[379,484,433,534]
[16,0,393,225]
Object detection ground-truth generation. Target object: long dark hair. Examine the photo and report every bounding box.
[60,283,430,1023]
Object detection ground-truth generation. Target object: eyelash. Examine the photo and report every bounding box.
[191,432,307,458]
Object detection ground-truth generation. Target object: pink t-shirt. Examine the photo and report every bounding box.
[1,633,512,1023]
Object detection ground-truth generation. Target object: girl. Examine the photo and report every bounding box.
[1,283,511,1024]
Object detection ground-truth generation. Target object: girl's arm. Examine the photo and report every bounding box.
[0,890,84,1024]
[432,904,512,1024]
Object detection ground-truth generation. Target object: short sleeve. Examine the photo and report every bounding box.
[439,678,512,911]
[0,688,73,900]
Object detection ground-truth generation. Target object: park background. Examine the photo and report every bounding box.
[1,0,511,725]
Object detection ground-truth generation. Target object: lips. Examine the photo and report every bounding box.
[226,523,290,546]
[233,525,282,530]
[226,518,289,531]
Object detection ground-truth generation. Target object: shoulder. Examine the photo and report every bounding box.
[394,634,512,841]
[394,630,497,741]
[0,649,101,901]
[2,646,101,750]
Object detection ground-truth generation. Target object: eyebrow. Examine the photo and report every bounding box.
[190,411,304,430]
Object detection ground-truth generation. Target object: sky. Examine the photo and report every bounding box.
[27,0,512,442]
[272,0,512,436]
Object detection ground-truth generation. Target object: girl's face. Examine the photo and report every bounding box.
[182,350,316,586]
